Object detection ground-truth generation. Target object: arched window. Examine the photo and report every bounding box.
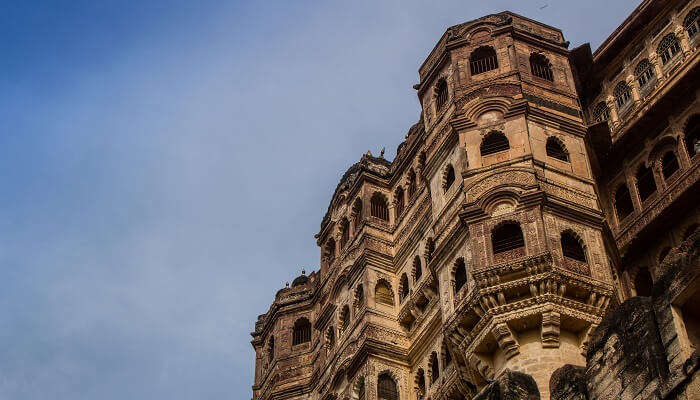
[442,341,452,366]
[377,373,399,400]
[425,237,435,262]
[614,82,632,108]
[267,336,275,363]
[684,7,700,37]
[635,59,655,88]
[292,318,311,345]
[546,137,569,162]
[683,223,698,241]
[480,131,510,156]
[394,187,405,217]
[634,267,653,296]
[684,115,699,157]
[435,78,448,111]
[661,151,679,179]
[370,193,389,221]
[635,164,657,202]
[491,222,525,254]
[352,198,363,232]
[530,53,554,81]
[614,183,634,221]
[657,34,681,65]
[339,305,350,335]
[340,218,350,249]
[399,273,409,302]
[561,231,586,262]
[375,280,394,306]
[470,46,498,75]
[326,326,335,348]
[354,285,364,312]
[443,164,456,192]
[453,258,467,294]
[658,246,671,264]
[592,102,610,123]
[407,169,417,198]
[429,352,440,384]
[416,369,426,397]
[413,256,422,282]
[324,238,336,265]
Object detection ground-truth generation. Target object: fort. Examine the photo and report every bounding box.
[250,1,699,399]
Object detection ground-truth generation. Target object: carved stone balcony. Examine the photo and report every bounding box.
[398,272,439,331]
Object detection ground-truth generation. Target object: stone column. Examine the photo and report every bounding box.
[649,52,664,82]
[627,74,641,106]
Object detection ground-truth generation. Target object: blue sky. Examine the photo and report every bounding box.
[1,1,639,398]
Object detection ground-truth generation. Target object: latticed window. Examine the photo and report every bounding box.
[614,82,632,108]
[635,59,655,88]
[352,199,363,232]
[394,187,405,217]
[685,114,699,156]
[530,53,554,81]
[292,318,311,345]
[685,7,700,37]
[399,273,409,302]
[413,256,422,281]
[370,193,389,221]
[661,151,679,179]
[561,231,586,262]
[375,281,394,306]
[444,165,455,191]
[377,374,399,400]
[470,46,498,75]
[429,352,440,383]
[546,137,569,162]
[453,258,467,294]
[435,78,448,111]
[636,164,657,202]
[480,131,510,156]
[340,218,350,249]
[614,183,634,221]
[592,102,610,123]
[657,33,681,65]
[267,336,275,363]
[491,223,525,254]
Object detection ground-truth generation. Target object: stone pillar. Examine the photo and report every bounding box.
[605,96,619,130]
[627,74,641,106]
[649,52,664,81]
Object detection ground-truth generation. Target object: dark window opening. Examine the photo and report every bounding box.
[430,352,440,384]
[292,318,311,345]
[661,151,679,179]
[561,231,586,262]
[634,268,653,297]
[370,193,389,221]
[636,164,657,202]
[454,258,467,293]
[395,187,405,217]
[413,256,422,281]
[470,46,498,75]
[375,281,394,306]
[399,273,409,302]
[444,165,455,191]
[658,34,681,64]
[435,79,448,111]
[684,115,699,156]
[491,223,525,254]
[530,53,553,81]
[614,184,634,221]
[546,137,569,162]
[377,374,398,400]
[480,131,510,156]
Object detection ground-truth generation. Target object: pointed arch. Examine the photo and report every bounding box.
[339,305,350,335]
[435,78,449,111]
[592,101,610,123]
[352,198,363,233]
[546,136,569,162]
[339,217,350,249]
[614,182,634,221]
[429,351,440,384]
[292,317,311,345]
[480,131,509,156]
[530,53,553,81]
[613,81,632,108]
[661,150,679,179]
[377,372,399,400]
[425,237,435,262]
[353,284,365,312]
[407,168,417,198]
[394,186,405,217]
[370,192,389,221]
[415,368,426,397]
[635,163,657,202]
[491,221,524,254]
[324,238,336,265]
[375,279,394,306]
[441,340,452,367]
[470,46,498,75]
[561,230,587,263]
[657,33,681,64]
[453,257,467,294]
[442,164,456,192]
[399,273,410,302]
[412,255,423,282]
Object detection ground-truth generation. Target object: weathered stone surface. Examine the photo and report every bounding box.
[473,369,540,400]
[550,365,587,400]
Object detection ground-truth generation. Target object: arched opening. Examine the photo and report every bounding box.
[636,164,657,202]
[614,183,634,221]
[267,336,275,364]
[561,231,587,262]
[442,341,452,367]
[480,131,510,156]
[684,114,699,157]
[661,151,679,179]
[326,326,335,349]
[429,352,440,384]
[375,280,394,306]
[394,187,405,217]
[292,318,311,345]
[530,53,553,81]
[416,369,426,398]
[354,285,364,312]
[546,137,569,162]
[370,193,389,221]
[399,273,409,302]
[339,305,350,335]
[453,258,467,294]
[657,33,681,65]
[685,7,700,37]
[324,238,336,265]
[425,237,435,262]
[470,46,498,75]
[435,78,448,111]
[592,102,610,123]
[614,82,632,109]
[634,267,653,296]
[413,256,422,282]
[443,164,456,192]
[352,198,363,233]
[407,169,417,198]
[491,222,525,254]
[340,218,350,249]
[635,59,655,89]
[377,373,399,400]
